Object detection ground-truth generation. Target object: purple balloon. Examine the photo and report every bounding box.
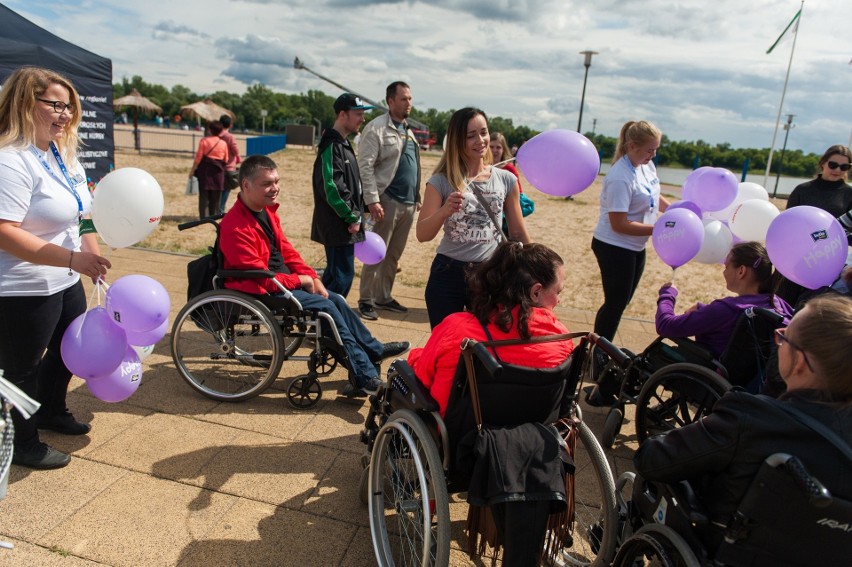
[766,206,847,290]
[87,344,142,403]
[105,275,171,333]
[355,231,387,265]
[652,208,705,268]
[683,167,738,212]
[125,317,168,347]
[667,200,702,218]
[61,307,128,379]
[516,130,601,197]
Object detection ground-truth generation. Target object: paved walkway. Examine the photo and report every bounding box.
[0,247,655,566]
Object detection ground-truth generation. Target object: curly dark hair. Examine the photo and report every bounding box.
[467,241,563,339]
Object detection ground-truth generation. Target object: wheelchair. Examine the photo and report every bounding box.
[169,216,353,409]
[591,306,786,448]
[610,451,852,566]
[357,331,631,566]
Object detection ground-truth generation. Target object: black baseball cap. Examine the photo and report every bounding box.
[334,93,374,113]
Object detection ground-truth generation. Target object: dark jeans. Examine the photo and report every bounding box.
[321,244,355,298]
[198,189,220,219]
[218,189,231,215]
[289,289,383,387]
[424,254,476,329]
[0,281,86,448]
[592,237,646,341]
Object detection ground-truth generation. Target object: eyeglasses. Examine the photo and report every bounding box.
[774,328,815,372]
[37,98,75,115]
[827,161,851,172]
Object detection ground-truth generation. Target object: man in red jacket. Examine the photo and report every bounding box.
[219,155,409,395]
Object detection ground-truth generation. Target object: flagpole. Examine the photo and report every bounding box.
[764,0,804,189]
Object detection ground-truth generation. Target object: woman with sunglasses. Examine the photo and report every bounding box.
[634,293,852,545]
[0,67,111,470]
[779,145,852,306]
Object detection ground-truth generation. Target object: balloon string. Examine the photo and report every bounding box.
[670,267,678,286]
[493,158,516,168]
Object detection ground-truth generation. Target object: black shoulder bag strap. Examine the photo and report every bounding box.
[757,395,852,462]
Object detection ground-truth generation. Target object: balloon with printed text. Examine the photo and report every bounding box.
[92,167,164,248]
[105,275,171,333]
[728,199,779,242]
[87,344,143,403]
[652,208,705,268]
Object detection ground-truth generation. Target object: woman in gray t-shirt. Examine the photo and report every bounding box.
[416,107,531,328]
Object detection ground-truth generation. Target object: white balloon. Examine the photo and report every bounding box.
[131,344,155,361]
[705,182,769,223]
[694,219,733,264]
[728,199,780,242]
[92,168,164,248]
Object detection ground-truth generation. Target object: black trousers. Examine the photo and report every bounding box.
[0,281,86,448]
[592,237,646,341]
[198,189,220,219]
[491,500,552,567]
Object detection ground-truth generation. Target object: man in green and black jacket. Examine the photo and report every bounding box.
[311,93,373,297]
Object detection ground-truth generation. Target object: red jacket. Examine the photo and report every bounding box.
[408,306,573,416]
[219,196,317,295]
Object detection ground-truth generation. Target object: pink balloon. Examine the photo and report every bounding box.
[667,200,702,217]
[682,167,738,212]
[516,130,600,196]
[61,307,128,379]
[87,344,142,403]
[355,231,387,265]
[125,318,168,347]
[766,206,847,290]
[105,275,171,333]
[652,208,705,268]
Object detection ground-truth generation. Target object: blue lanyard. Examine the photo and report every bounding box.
[29,143,83,221]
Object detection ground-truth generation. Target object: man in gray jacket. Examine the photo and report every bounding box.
[357,81,421,320]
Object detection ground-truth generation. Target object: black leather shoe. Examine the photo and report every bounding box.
[35,411,91,435]
[12,443,71,470]
[372,341,410,362]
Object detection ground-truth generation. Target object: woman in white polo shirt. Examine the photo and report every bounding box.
[591,120,669,342]
[0,67,111,470]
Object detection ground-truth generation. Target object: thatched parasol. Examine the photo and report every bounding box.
[179,99,236,125]
[113,88,162,128]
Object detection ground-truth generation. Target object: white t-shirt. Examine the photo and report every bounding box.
[593,155,661,252]
[428,167,516,263]
[0,145,91,296]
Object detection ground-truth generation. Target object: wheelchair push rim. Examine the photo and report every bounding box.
[170,290,285,402]
[368,409,450,567]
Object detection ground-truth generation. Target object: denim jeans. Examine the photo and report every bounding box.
[321,244,355,298]
[591,237,646,341]
[289,289,383,387]
[424,254,476,329]
[0,281,86,448]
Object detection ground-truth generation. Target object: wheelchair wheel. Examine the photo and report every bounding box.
[309,347,339,377]
[601,406,624,449]
[611,523,700,567]
[286,375,322,409]
[634,363,730,444]
[550,419,619,567]
[368,409,450,567]
[171,290,284,401]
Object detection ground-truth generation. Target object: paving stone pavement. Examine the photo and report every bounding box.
[0,247,656,566]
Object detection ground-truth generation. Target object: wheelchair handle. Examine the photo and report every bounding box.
[177,214,224,232]
[746,306,786,326]
[470,341,502,378]
[588,332,632,368]
[767,453,833,508]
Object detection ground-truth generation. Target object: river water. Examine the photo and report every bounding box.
[598,163,811,198]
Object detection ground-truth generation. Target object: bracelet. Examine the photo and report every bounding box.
[68,251,74,276]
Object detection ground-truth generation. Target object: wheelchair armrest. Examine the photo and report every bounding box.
[217,269,277,280]
[589,332,632,369]
[386,360,440,413]
[670,480,710,527]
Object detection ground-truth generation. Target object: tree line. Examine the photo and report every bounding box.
[115,76,822,178]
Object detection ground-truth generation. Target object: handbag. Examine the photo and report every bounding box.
[224,169,240,191]
[185,176,199,195]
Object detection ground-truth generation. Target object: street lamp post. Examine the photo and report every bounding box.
[592,118,597,136]
[772,113,795,198]
[577,50,598,133]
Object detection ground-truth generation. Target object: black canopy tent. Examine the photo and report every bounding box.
[0,3,114,183]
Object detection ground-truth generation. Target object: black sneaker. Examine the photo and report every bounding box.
[12,442,71,470]
[375,299,408,313]
[361,377,384,395]
[341,383,368,398]
[373,341,410,362]
[358,302,378,321]
[34,410,91,435]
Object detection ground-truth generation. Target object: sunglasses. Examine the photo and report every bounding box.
[774,328,815,372]
[827,161,851,172]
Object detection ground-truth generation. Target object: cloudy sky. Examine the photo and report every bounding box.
[5,0,850,154]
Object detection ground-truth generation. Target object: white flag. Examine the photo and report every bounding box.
[767,9,801,54]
